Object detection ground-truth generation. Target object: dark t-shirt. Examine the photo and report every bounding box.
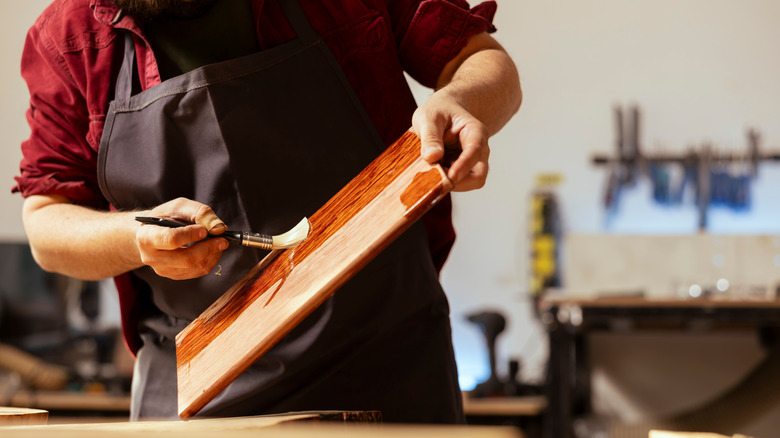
[145,0,261,80]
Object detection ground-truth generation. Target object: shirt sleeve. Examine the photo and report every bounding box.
[12,20,107,209]
[394,0,497,88]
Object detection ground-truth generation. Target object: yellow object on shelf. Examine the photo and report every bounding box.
[529,173,563,297]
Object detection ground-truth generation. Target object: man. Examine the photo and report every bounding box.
[14,0,520,423]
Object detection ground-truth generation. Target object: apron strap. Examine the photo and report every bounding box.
[278,0,320,45]
[116,32,137,101]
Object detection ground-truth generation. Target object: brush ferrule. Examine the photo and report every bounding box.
[241,233,273,250]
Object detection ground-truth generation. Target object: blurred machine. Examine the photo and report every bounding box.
[0,243,132,408]
[466,310,539,399]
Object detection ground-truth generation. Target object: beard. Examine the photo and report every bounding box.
[111,0,220,21]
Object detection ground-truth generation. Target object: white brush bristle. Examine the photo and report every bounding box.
[271,217,311,249]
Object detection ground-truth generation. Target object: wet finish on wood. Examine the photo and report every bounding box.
[176,131,453,419]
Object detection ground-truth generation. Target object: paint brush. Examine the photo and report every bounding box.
[135,216,310,250]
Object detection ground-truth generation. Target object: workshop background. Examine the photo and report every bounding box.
[2,1,780,437]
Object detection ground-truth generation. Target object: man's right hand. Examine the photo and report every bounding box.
[23,194,229,281]
[136,198,230,280]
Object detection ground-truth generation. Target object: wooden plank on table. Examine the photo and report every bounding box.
[462,395,548,417]
[0,408,48,426]
[176,131,453,419]
[9,391,130,412]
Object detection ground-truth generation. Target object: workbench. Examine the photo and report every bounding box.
[538,295,780,438]
[463,395,547,437]
[6,391,131,414]
[0,412,524,438]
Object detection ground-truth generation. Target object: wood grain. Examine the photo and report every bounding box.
[176,131,453,418]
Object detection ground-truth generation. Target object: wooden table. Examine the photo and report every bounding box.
[463,396,547,417]
[463,395,546,438]
[538,295,780,438]
[7,392,130,413]
[0,414,524,438]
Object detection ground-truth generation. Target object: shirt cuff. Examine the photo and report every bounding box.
[13,173,108,210]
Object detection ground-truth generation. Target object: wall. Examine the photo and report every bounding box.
[421,0,780,389]
[0,2,50,242]
[564,235,780,298]
[424,1,780,435]
[3,0,780,422]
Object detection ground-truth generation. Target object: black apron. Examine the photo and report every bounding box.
[98,0,462,423]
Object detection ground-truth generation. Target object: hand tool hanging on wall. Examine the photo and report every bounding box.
[592,105,780,231]
[602,105,642,216]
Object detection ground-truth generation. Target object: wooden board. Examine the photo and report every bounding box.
[176,131,453,418]
[0,408,48,426]
[462,395,547,417]
[8,391,130,412]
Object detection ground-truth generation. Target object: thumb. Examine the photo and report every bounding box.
[412,110,447,163]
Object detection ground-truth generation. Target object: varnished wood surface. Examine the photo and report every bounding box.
[176,131,453,418]
[0,407,48,426]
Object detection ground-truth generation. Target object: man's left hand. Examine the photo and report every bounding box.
[410,32,521,193]
[413,91,490,192]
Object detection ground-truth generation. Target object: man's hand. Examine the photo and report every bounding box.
[413,90,491,192]
[136,198,229,280]
[23,194,230,281]
[411,32,521,192]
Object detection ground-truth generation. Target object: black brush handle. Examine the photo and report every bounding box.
[135,216,243,244]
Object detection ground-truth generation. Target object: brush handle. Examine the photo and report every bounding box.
[134,216,246,246]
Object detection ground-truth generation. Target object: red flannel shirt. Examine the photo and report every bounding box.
[14,0,496,353]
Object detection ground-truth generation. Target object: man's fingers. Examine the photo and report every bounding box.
[447,122,490,185]
[412,109,449,164]
[452,160,489,192]
[192,203,227,234]
[150,197,227,234]
[137,223,206,251]
[142,239,226,280]
[137,198,230,280]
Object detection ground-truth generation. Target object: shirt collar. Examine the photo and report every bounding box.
[90,0,265,27]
